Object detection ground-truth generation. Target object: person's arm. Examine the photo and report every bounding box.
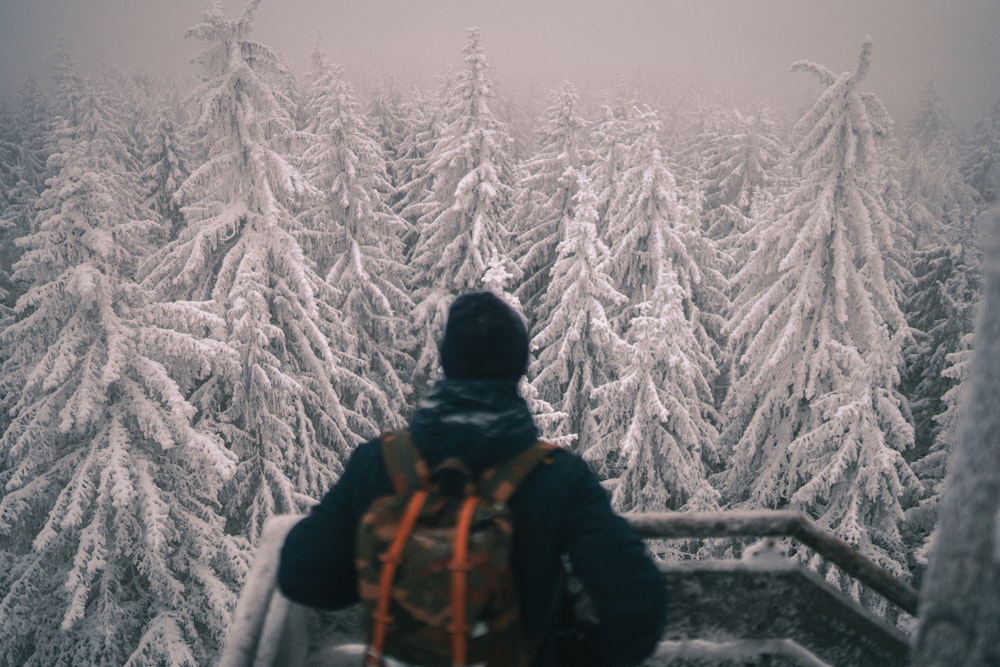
[562,459,668,666]
[278,440,382,609]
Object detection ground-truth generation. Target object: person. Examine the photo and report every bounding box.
[278,290,668,666]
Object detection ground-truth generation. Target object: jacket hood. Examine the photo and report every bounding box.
[408,379,539,473]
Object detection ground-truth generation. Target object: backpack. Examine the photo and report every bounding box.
[355,429,558,667]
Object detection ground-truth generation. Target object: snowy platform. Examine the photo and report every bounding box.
[219,512,913,667]
[658,559,908,665]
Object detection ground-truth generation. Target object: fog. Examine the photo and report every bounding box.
[1,0,998,129]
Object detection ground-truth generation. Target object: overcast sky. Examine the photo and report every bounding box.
[1,0,998,130]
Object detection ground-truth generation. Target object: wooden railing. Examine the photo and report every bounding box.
[626,510,919,615]
[219,510,917,666]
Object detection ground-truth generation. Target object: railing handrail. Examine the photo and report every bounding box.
[624,510,920,616]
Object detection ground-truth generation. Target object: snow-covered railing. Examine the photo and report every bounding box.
[626,510,920,616]
[220,515,309,667]
[220,510,918,666]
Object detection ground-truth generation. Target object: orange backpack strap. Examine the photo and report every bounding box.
[380,430,429,496]
[448,496,479,666]
[367,489,429,667]
[479,441,561,504]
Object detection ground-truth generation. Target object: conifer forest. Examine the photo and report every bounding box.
[1,1,998,664]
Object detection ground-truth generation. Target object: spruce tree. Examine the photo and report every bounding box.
[912,212,1000,667]
[393,81,448,238]
[406,28,519,393]
[300,54,414,428]
[590,265,721,518]
[698,106,788,264]
[898,232,981,574]
[602,106,726,384]
[367,82,408,200]
[0,115,22,310]
[510,81,590,319]
[902,331,974,576]
[140,99,188,242]
[962,99,1000,205]
[530,173,626,455]
[897,88,984,575]
[0,72,241,666]
[900,244,981,461]
[901,82,981,248]
[720,39,920,600]
[142,0,364,542]
[588,102,636,241]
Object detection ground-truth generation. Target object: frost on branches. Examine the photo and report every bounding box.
[1,80,51,312]
[696,106,788,267]
[141,1,364,543]
[590,265,721,524]
[530,173,625,454]
[0,77,242,666]
[510,81,589,320]
[602,106,726,384]
[900,81,982,249]
[406,28,519,394]
[300,52,414,428]
[407,28,517,293]
[903,332,974,569]
[912,211,1000,667]
[962,100,1000,206]
[719,39,920,602]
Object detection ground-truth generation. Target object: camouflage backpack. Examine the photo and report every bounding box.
[355,430,558,667]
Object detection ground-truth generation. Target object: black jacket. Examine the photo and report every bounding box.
[278,380,667,666]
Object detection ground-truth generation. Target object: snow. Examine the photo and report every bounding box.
[0,13,992,665]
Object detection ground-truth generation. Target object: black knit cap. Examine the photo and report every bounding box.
[439,290,529,381]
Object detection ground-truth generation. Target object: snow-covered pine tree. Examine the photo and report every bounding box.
[530,172,625,455]
[900,243,981,460]
[911,211,1000,667]
[902,331,974,579]
[141,0,365,542]
[367,81,409,201]
[0,69,243,665]
[140,93,189,242]
[962,99,1000,205]
[4,77,51,199]
[408,28,517,290]
[2,80,57,385]
[0,113,21,311]
[897,86,982,470]
[406,28,519,393]
[590,262,721,520]
[510,81,590,321]
[720,39,920,602]
[901,82,982,249]
[602,106,726,385]
[495,81,539,162]
[588,102,635,241]
[393,80,449,239]
[300,53,414,428]
[698,106,788,264]
[896,87,985,562]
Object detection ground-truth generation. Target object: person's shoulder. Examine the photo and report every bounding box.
[320,435,392,514]
[520,444,599,495]
[337,436,391,490]
[336,435,381,476]
[539,444,595,476]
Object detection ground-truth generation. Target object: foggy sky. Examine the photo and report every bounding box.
[1,0,998,130]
